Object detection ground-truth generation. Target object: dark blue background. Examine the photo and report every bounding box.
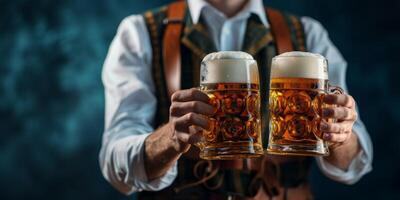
[1,0,399,199]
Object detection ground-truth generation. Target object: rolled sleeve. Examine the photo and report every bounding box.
[101,132,178,194]
[302,16,373,184]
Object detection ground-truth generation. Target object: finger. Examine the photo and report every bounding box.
[188,132,203,144]
[322,132,350,143]
[188,126,205,144]
[320,121,353,133]
[322,107,357,121]
[171,88,209,103]
[189,125,203,134]
[176,130,203,144]
[174,113,210,132]
[170,101,216,117]
[323,94,355,108]
[176,132,190,143]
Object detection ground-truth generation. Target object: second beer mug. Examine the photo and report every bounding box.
[267,52,343,156]
[197,51,264,160]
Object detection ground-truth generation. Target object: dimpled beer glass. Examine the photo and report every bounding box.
[267,52,342,156]
[197,51,264,160]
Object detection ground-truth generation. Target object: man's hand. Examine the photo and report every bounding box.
[320,94,358,145]
[168,88,215,153]
[320,93,360,170]
[144,88,214,180]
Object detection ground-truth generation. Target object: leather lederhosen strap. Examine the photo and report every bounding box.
[163,0,186,98]
[265,7,294,54]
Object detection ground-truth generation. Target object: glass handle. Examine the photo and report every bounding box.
[328,84,344,95]
[325,84,344,149]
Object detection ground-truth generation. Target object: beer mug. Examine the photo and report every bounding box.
[267,51,343,156]
[197,51,264,160]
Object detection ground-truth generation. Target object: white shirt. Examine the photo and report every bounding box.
[99,0,373,195]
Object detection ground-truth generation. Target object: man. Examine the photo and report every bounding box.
[99,0,372,199]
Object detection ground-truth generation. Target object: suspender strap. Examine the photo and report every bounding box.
[163,0,186,98]
[265,8,294,54]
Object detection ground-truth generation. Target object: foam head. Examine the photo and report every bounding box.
[200,51,259,84]
[271,51,328,80]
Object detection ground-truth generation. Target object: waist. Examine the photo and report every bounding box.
[178,154,311,197]
[138,155,312,199]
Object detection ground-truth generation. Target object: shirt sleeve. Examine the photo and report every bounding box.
[301,16,373,184]
[99,15,177,195]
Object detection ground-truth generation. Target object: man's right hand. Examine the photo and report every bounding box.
[168,88,216,153]
[144,88,215,180]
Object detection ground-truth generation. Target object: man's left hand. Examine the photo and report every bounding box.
[319,93,361,170]
[320,94,358,147]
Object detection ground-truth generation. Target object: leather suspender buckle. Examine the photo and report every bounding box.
[163,18,184,25]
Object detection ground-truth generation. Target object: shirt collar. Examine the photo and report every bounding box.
[188,0,269,27]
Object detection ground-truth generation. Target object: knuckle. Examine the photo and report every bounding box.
[325,123,333,130]
[170,103,178,114]
[189,88,197,97]
[171,120,178,129]
[186,112,196,122]
[327,123,337,132]
[342,108,350,118]
[335,107,346,118]
[171,92,179,102]
[331,107,339,117]
[190,101,198,111]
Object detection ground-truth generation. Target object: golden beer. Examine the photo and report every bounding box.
[267,52,342,156]
[198,52,263,160]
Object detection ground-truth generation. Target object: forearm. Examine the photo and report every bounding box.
[144,123,182,180]
[324,131,360,170]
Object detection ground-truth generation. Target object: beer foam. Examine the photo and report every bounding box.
[271,51,328,80]
[202,51,254,61]
[201,51,259,84]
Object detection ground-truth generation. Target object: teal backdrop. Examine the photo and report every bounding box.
[1,0,399,199]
